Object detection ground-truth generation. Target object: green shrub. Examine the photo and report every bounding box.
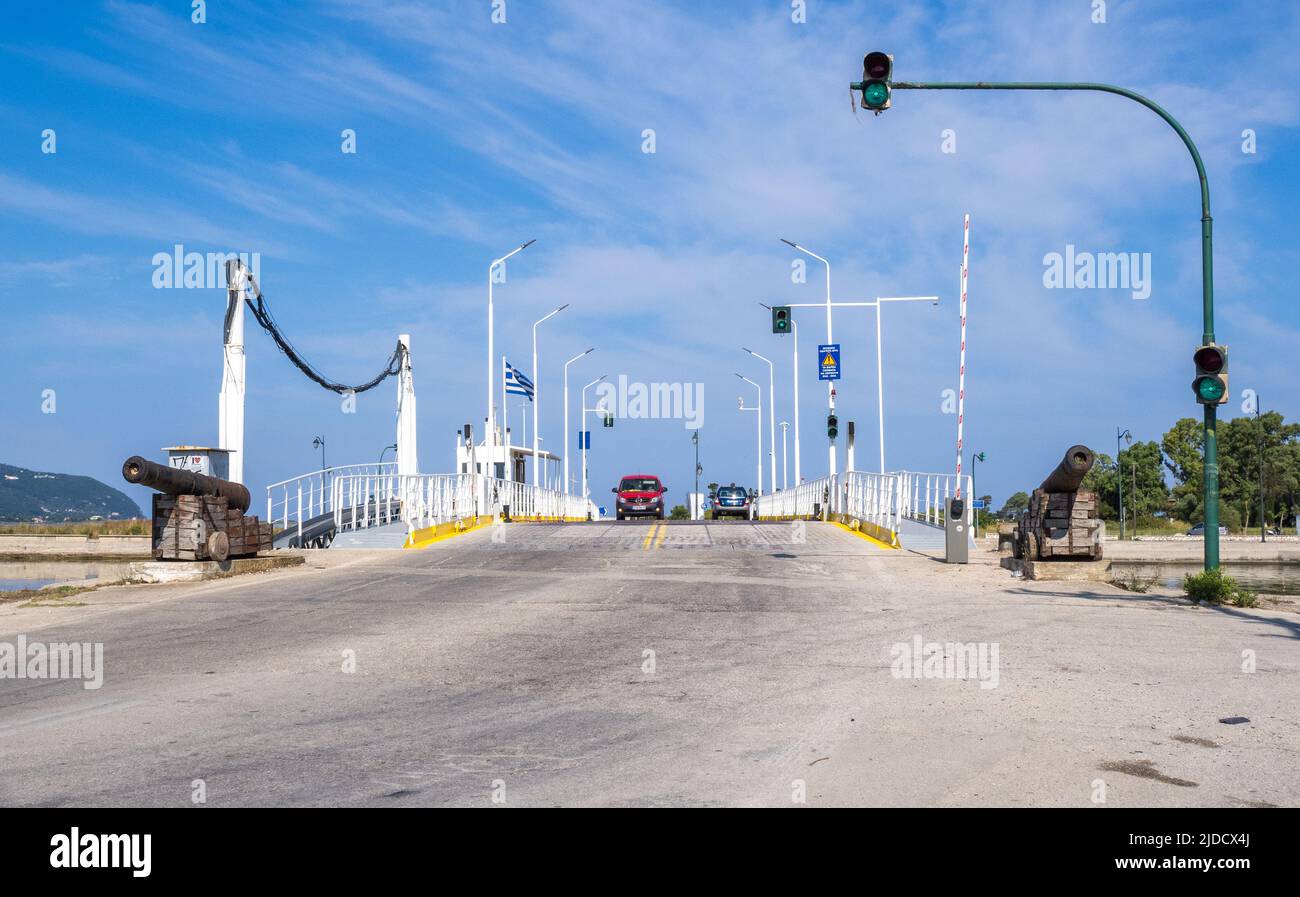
[669,504,691,520]
[1232,589,1259,608]
[1182,569,1255,606]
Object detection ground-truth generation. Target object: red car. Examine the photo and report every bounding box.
[612,474,667,520]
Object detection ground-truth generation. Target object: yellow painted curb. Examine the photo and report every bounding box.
[404,515,493,549]
[830,519,899,550]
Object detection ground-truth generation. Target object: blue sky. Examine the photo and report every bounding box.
[2,0,1298,514]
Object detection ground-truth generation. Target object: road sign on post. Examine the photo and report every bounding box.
[818,344,841,381]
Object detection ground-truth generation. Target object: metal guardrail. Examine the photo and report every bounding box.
[894,470,973,529]
[754,476,831,518]
[266,463,399,545]
[265,464,608,547]
[754,470,970,544]
[332,473,406,532]
[488,478,592,520]
[398,473,479,531]
[334,472,592,536]
[838,471,901,535]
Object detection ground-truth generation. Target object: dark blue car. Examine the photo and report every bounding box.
[712,484,751,519]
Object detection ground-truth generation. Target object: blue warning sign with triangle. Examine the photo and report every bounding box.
[818,344,841,381]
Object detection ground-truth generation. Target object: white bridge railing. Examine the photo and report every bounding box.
[331,472,408,533]
[754,476,832,518]
[839,471,901,535]
[895,471,973,529]
[262,464,619,547]
[266,463,399,543]
[400,473,480,531]
[488,478,592,521]
[329,472,595,537]
[753,471,900,538]
[753,469,972,544]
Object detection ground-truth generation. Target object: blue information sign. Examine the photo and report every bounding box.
[818,344,841,381]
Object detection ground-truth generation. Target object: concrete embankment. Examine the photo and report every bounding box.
[0,534,151,559]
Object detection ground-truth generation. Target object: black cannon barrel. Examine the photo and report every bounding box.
[122,455,251,512]
[1039,445,1095,494]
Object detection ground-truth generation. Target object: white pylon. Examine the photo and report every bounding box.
[396,334,418,475]
[220,261,247,484]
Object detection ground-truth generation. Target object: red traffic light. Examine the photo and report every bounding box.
[864,52,891,80]
[1193,345,1225,373]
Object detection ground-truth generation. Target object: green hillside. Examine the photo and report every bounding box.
[0,463,142,522]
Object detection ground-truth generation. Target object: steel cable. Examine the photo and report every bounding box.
[235,272,404,395]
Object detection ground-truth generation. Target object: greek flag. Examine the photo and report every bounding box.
[504,361,534,400]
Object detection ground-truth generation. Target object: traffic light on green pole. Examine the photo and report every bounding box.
[854,52,893,112]
[827,412,839,440]
[771,305,791,334]
[1192,344,1228,405]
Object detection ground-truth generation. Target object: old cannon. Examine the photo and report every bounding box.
[122,455,251,511]
[122,455,268,561]
[1014,445,1104,561]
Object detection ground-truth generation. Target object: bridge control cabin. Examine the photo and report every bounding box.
[455,428,562,490]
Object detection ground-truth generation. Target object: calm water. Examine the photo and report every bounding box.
[1111,561,1300,596]
[0,561,133,593]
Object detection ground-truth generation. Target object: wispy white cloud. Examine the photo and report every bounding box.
[0,254,113,287]
[0,172,289,254]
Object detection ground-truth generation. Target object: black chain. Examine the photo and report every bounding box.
[237,276,404,395]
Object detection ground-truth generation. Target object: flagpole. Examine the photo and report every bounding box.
[502,355,509,484]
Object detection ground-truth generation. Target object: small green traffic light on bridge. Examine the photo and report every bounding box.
[1192,344,1228,405]
[771,305,791,334]
[827,412,839,440]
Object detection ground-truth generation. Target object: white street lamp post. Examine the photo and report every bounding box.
[563,348,594,497]
[581,375,606,507]
[742,348,777,494]
[737,373,763,497]
[487,239,535,471]
[781,239,834,480]
[532,304,568,488]
[779,421,789,490]
[778,289,940,477]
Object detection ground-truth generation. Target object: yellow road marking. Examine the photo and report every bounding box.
[642,522,659,550]
[655,522,668,549]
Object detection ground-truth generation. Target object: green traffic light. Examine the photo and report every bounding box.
[1196,376,1225,402]
[863,81,890,109]
[772,305,791,334]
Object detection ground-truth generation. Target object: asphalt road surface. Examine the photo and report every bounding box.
[1,520,1296,807]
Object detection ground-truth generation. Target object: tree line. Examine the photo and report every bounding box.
[993,412,1300,531]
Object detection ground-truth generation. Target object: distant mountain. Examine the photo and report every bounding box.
[0,463,143,522]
